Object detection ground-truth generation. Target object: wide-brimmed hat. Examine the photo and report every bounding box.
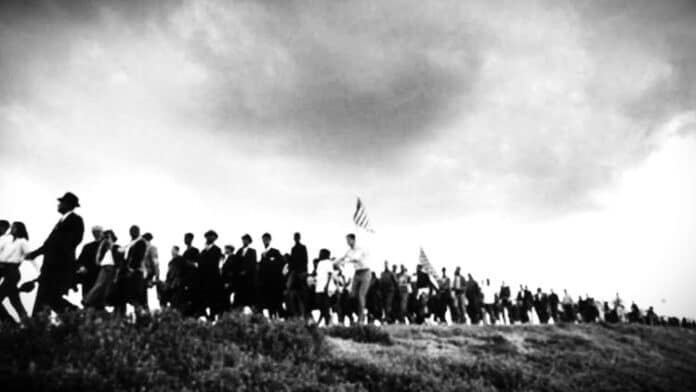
[57,192,80,207]
[204,230,218,239]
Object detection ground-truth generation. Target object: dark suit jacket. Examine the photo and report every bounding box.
[77,240,101,285]
[198,245,222,281]
[234,247,257,306]
[183,246,200,264]
[235,247,257,278]
[259,247,285,289]
[126,238,147,270]
[34,212,85,292]
[289,244,308,273]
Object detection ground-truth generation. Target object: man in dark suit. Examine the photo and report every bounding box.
[123,225,148,314]
[75,225,104,299]
[181,232,201,311]
[27,192,85,315]
[233,234,257,311]
[258,232,285,319]
[197,230,223,319]
[220,244,237,314]
[286,232,308,318]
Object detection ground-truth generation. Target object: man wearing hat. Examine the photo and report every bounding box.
[27,192,85,315]
[196,230,223,319]
[233,234,257,311]
[258,233,285,319]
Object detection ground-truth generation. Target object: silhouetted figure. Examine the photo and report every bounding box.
[286,232,309,318]
[516,287,530,323]
[397,265,412,323]
[465,274,482,324]
[181,232,201,315]
[498,282,512,324]
[120,225,149,314]
[366,271,382,322]
[183,232,200,265]
[142,232,160,288]
[436,268,454,324]
[604,301,620,323]
[521,286,534,323]
[534,288,550,324]
[548,289,560,322]
[220,245,237,313]
[158,245,189,313]
[452,267,466,323]
[628,302,642,323]
[75,225,104,297]
[83,230,122,310]
[646,306,658,326]
[258,233,285,319]
[233,234,257,311]
[197,230,223,319]
[561,289,574,322]
[379,261,398,323]
[27,192,84,315]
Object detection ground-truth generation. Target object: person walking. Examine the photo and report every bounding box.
[286,232,309,318]
[335,233,371,324]
[258,233,285,319]
[118,225,149,315]
[75,225,104,299]
[0,221,38,321]
[197,230,223,319]
[26,192,84,315]
[379,261,398,323]
[233,234,257,311]
[313,249,335,326]
[82,230,121,310]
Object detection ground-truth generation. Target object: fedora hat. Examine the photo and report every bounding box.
[57,192,80,207]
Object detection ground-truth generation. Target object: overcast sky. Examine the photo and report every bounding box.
[1,0,695,318]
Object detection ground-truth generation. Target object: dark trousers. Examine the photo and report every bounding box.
[80,271,99,299]
[315,292,332,325]
[83,266,116,309]
[113,271,148,315]
[32,281,76,316]
[381,289,395,322]
[285,271,308,318]
[0,263,28,320]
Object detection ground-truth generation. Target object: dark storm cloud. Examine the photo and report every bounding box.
[1,0,695,219]
[172,0,485,161]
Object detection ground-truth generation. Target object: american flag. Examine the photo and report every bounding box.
[353,197,375,233]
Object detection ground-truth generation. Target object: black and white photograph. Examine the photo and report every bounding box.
[0,0,695,390]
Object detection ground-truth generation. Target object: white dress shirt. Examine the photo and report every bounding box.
[0,234,12,260]
[482,283,498,304]
[0,237,30,264]
[100,246,115,266]
[60,210,74,222]
[339,246,369,271]
[314,258,336,294]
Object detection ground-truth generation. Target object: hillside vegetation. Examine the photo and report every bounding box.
[0,310,694,391]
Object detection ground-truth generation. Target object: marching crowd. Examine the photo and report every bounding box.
[1,191,694,330]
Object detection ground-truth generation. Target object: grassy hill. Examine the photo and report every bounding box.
[0,310,694,391]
